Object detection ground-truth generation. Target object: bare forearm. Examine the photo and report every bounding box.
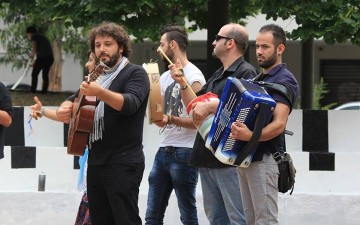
[43,108,62,122]
[259,103,290,141]
[0,110,12,127]
[171,116,196,129]
[180,81,202,107]
[259,120,286,141]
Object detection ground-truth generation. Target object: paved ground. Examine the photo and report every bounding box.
[0,191,207,225]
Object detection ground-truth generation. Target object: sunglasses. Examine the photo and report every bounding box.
[215,34,233,42]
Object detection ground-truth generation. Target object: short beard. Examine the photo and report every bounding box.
[103,51,120,68]
[162,49,174,65]
[259,51,277,69]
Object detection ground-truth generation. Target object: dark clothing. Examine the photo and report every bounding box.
[251,63,299,162]
[31,56,54,93]
[87,162,144,225]
[67,63,150,165]
[32,34,53,59]
[68,62,150,225]
[30,33,54,93]
[189,56,257,168]
[0,82,14,159]
[75,193,91,225]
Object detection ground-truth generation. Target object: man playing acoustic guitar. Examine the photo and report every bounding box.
[32,22,150,225]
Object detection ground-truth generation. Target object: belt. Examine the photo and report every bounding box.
[162,146,176,152]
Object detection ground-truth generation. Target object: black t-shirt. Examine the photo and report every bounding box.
[68,63,150,165]
[189,56,257,168]
[31,34,53,59]
[0,82,14,159]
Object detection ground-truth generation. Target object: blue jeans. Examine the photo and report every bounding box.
[145,147,199,225]
[199,167,246,225]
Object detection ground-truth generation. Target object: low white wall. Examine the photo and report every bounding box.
[285,110,360,152]
[1,109,360,224]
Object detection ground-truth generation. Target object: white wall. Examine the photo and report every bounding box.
[1,110,360,224]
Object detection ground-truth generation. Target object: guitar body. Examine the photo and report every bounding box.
[67,95,96,156]
[66,62,105,156]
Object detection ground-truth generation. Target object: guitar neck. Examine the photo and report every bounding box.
[76,94,85,112]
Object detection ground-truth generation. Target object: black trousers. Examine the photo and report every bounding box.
[87,162,145,225]
[31,56,54,93]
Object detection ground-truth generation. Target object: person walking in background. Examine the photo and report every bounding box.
[231,24,299,225]
[0,82,13,160]
[145,25,206,225]
[30,50,98,225]
[26,26,54,94]
[171,23,257,225]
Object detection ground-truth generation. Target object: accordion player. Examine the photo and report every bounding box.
[206,77,276,167]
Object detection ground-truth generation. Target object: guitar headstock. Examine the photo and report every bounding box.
[87,62,109,82]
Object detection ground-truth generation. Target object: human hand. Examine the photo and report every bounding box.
[230,120,252,141]
[30,96,43,120]
[169,59,186,86]
[56,101,73,123]
[153,115,169,128]
[191,102,211,127]
[80,81,102,97]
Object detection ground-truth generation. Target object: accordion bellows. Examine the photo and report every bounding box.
[187,92,219,140]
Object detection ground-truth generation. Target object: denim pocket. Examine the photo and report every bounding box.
[174,148,191,163]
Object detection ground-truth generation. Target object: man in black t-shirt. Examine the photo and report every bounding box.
[0,82,13,159]
[26,26,54,93]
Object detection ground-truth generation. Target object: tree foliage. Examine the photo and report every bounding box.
[0,0,259,70]
[2,0,359,76]
[260,0,360,45]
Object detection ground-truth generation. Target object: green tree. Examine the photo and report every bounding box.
[261,0,360,45]
[313,77,337,110]
[260,0,360,109]
[0,0,259,90]
[0,1,89,90]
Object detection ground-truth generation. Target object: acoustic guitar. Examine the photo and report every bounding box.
[67,63,105,156]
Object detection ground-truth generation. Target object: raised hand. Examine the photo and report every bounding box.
[169,59,185,86]
[30,96,43,120]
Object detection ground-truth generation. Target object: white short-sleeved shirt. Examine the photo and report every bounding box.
[159,62,206,148]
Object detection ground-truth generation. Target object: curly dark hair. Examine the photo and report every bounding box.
[88,22,132,57]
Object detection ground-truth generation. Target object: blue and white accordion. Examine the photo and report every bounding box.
[205,77,276,167]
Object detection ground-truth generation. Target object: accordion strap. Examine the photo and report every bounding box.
[255,81,293,109]
[253,73,293,110]
[234,102,268,165]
